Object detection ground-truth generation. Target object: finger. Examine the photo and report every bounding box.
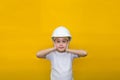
[67,41,70,49]
[66,41,69,52]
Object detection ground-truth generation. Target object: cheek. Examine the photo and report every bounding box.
[55,43,59,47]
[63,43,68,47]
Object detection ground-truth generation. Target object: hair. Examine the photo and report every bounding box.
[52,37,71,41]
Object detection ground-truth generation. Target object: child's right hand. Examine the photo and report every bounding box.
[53,43,57,50]
[53,47,57,51]
[65,41,70,52]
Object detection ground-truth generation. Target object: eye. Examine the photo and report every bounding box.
[62,40,66,43]
[57,40,60,43]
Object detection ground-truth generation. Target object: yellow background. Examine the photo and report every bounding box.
[0,0,120,80]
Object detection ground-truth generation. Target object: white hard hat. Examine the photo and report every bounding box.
[51,26,72,40]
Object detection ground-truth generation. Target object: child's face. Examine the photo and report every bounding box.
[54,37,69,52]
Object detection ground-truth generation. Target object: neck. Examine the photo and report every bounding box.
[57,50,66,53]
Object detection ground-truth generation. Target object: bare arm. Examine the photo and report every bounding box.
[36,48,56,58]
[66,49,88,57]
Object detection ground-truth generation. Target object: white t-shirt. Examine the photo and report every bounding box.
[46,51,79,80]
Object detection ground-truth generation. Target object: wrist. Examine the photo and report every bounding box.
[66,49,70,52]
[51,47,56,51]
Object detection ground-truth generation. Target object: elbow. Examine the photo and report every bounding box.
[36,53,42,58]
[36,52,45,58]
[36,53,41,58]
[79,50,88,57]
[83,51,88,57]
[84,51,88,57]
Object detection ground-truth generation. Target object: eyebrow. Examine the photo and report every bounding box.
[56,39,68,41]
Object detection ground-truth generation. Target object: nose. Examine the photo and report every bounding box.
[59,42,63,46]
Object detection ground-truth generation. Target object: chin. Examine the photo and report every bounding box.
[57,49,65,52]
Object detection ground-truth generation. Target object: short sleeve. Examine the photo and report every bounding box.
[46,51,54,60]
[71,53,79,59]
